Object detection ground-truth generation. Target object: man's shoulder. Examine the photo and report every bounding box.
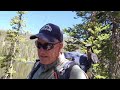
[91,53,97,56]
[91,53,98,59]
[91,53,99,63]
[70,65,88,79]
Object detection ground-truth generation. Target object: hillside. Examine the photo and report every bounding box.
[0,30,37,78]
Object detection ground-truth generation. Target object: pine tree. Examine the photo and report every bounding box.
[1,11,27,79]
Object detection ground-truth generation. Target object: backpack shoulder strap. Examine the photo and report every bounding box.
[28,59,41,79]
[54,60,78,79]
[63,61,78,79]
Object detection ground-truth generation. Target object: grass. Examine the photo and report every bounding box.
[13,61,34,79]
[0,56,35,79]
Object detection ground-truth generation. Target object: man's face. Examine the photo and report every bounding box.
[87,47,92,53]
[36,38,63,65]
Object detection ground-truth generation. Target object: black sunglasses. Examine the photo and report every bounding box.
[35,41,60,50]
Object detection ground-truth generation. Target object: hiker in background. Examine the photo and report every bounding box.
[85,44,99,66]
[27,23,88,79]
[85,44,99,79]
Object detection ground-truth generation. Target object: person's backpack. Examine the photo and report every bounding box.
[64,52,90,73]
[28,59,87,79]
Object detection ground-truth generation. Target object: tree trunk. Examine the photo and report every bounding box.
[5,42,16,79]
[110,22,120,79]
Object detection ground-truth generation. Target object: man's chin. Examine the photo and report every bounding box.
[40,60,50,65]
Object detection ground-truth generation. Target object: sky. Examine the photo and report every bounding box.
[0,11,82,34]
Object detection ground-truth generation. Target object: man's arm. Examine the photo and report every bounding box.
[69,65,88,79]
[91,53,99,63]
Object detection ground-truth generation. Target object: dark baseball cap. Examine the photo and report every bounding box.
[30,23,63,43]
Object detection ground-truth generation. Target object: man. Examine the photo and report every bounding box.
[85,44,99,65]
[85,44,99,79]
[27,23,88,79]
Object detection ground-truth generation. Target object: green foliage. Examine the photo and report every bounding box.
[95,75,106,79]
[1,11,28,79]
[17,11,28,14]
[64,11,120,79]
[92,63,109,79]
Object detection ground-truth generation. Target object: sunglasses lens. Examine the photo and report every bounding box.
[35,41,41,49]
[43,43,54,50]
[35,41,54,50]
